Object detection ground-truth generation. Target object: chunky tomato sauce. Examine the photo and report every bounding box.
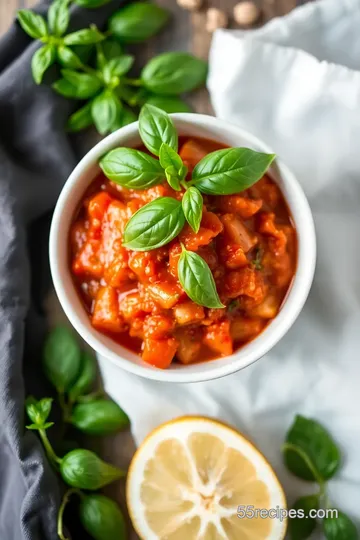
[69,137,297,369]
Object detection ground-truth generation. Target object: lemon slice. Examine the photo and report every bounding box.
[126,416,287,540]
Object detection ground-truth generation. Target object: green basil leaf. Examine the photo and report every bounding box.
[111,106,137,130]
[36,398,53,422]
[145,94,192,113]
[178,248,224,308]
[192,148,276,195]
[139,104,178,157]
[284,415,341,482]
[64,28,105,46]
[17,10,47,39]
[123,197,185,251]
[67,102,93,132]
[99,148,164,188]
[323,511,358,540]
[54,70,102,99]
[165,166,181,191]
[141,52,207,95]
[48,0,69,36]
[60,449,125,490]
[43,327,82,392]
[103,55,134,81]
[74,0,111,8]
[159,142,182,171]
[79,495,126,540]
[289,495,319,540]
[91,91,121,135]
[68,351,97,401]
[71,399,129,435]
[182,187,203,233]
[101,39,123,62]
[109,2,169,44]
[57,45,83,69]
[31,44,56,84]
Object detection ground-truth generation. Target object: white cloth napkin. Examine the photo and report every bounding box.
[98,0,360,524]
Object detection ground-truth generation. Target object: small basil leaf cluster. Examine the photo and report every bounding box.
[100,104,275,308]
[26,327,130,540]
[17,2,206,135]
[283,415,358,540]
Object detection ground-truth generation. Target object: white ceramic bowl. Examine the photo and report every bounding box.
[50,114,316,383]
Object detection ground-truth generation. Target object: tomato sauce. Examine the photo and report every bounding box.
[69,136,297,369]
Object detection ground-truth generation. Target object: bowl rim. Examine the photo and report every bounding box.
[50,113,316,383]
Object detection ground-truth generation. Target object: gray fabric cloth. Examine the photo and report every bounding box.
[0,2,126,539]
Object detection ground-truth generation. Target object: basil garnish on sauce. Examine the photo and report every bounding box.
[182,187,203,233]
[139,104,178,156]
[123,197,185,251]
[178,247,224,309]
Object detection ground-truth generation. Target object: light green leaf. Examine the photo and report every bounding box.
[17,9,47,39]
[31,44,56,84]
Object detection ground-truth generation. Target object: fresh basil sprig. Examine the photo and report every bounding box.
[139,105,178,156]
[100,147,164,188]
[283,415,358,540]
[109,2,169,43]
[182,187,203,233]
[123,197,185,250]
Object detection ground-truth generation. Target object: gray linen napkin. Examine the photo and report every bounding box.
[0,1,125,538]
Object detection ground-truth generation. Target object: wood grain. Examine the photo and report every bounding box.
[1,1,300,539]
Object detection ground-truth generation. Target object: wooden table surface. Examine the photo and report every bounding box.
[1,0,302,538]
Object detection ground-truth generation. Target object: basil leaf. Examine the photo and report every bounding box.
[178,248,224,308]
[109,2,169,44]
[91,91,121,135]
[100,148,164,188]
[159,142,182,171]
[68,351,97,401]
[60,449,125,490]
[289,495,319,540]
[17,10,47,39]
[79,495,126,540]
[141,52,207,95]
[192,148,276,195]
[48,0,69,37]
[101,39,123,62]
[123,198,185,251]
[103,55,134,80]
[31,44,56,84]
[67,102,93,132]
[74,0,111,7]
[323,511,358,540]
[64,28,105,46]
[43,327,81,392]
[139,104,178,156]
[182,187,203,233]
[284,415,341,482]
[57,45,83,69]
[111,106,137,130]
[165,166,181,191]
[145,94,192,113]
[71,399,129,435]
[54,70,102,99]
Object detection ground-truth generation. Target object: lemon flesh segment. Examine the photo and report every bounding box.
[127,418,287,540]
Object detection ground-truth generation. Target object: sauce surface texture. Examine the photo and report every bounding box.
[70,137,297,368]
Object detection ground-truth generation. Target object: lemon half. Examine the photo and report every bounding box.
[126,416,287,540]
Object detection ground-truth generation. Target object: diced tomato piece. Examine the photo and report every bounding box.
[128,251,158,282]
[147,282,182,309]
[225,267,266,304]
[249,294,280,319]
[230,317,264,342]
[221,214,257,253]
[128,316,145,339]
[169,242,182,278]
[87,192,112,222]
[92,286,125,333]
[72,240,103,278]
[144,314,174,339]
[104,248,131,287]
[71,221,88,255]
[203,320,233,356]
[197,245,218,270]
[142,337,178,368]
[216,195,262,219]
[249,176,280,209]
[179,139,208,172]
[175,327,202,364]
[220,244,248,269]
[134,183,178,203]
[101,201,128,267]
[202,308,226,326]
[180,212,223,251]
[173,302,205,326]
